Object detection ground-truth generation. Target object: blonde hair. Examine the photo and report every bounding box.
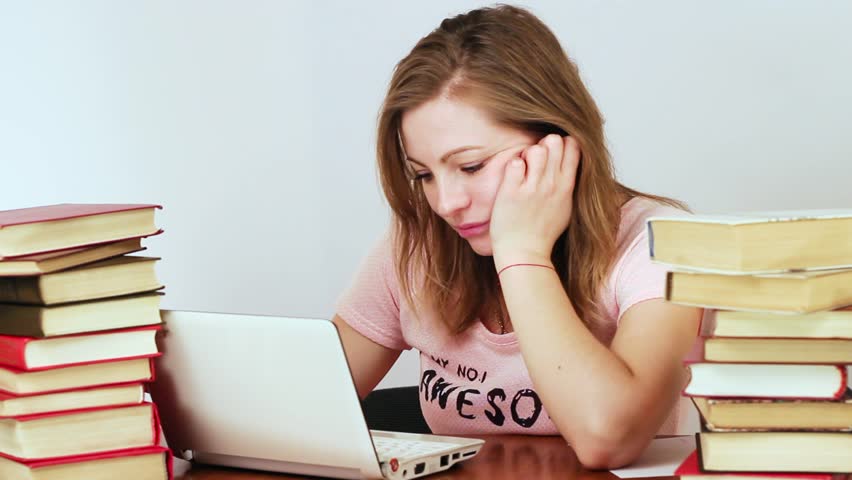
[376,5,684,334]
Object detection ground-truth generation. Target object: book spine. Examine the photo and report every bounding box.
[0,335,28,369]
[0,306,44,337]
[665,271,675,302]
[834,366,848,399]
[0,321,42,338]
[0,277,44,304]
[647,221,657,259]
[694,432,706,472]
[148,357,157,383]
[150,402,161,447]
[166,448,174,480]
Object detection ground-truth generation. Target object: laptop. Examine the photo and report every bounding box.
[149,310,485,480]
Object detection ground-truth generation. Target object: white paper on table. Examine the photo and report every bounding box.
[610,436,694,478]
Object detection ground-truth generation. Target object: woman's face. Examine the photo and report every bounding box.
[400,96,537,256]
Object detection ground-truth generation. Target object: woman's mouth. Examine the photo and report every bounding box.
[455,221,490,238]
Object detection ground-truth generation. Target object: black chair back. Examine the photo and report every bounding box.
[361,386,431,434]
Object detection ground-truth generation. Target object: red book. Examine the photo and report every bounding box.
[683,339,852,400]
[684,362,849,400]
[0,357,156,396]
[0,203,162,258]
[675,450,846,480]
[0,402,160,460]
[0,446,173,480]
[0,325,161,371]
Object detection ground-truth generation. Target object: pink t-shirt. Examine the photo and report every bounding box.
[336,197,694,436]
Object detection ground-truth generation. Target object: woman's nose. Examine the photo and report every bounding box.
[434,177,471,217]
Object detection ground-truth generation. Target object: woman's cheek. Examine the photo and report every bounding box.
[482,161,509,206]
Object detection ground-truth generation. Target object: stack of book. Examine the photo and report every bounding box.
[0,204,173,479]
[647,209,852,476]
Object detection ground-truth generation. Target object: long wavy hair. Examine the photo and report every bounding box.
[377,5,684,335]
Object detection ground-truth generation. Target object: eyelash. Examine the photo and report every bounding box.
[412,162,485,182]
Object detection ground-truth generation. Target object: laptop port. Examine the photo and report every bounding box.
[414,462,426,474]
[462,451,476,457]
[440,455,449,467]
[452,452,460,460]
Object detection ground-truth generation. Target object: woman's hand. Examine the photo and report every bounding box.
[489,134,580,270]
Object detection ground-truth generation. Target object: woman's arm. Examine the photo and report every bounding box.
[333,314,402,400]
[498,265,700,469]
[489,134,700,468]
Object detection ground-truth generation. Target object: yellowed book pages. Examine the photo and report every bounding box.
[666,268,852,313]
[648,209,852,274]
[707,308,852,338]
[0,403,156,459]
[0,358,154,395]
[0,445,169,480]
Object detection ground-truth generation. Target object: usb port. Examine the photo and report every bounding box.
[414,462,426,474]
[440,455,449,467]
[452,452,460,460]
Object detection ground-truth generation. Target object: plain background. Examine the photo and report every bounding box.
[2,1,851,388]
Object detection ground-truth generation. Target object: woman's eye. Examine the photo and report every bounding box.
[461,163,484,174]
[413,172,433,182]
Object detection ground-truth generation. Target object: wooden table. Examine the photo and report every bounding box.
[173,435,675,479]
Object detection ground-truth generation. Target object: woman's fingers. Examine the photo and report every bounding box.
[524,144,547,187]
[513,134,577,192]
[502,157,526,191]
[541,134,564,178]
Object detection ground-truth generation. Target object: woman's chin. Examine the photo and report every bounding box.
[466,237,493,257]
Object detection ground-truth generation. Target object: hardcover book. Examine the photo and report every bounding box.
[0,256,163,306]
[647,209,852,274]
[0,204,161,259]
[0,358,155,396]
[0,402,160,460]
[0,445,173,480]
[666,268,852,313]
[0,325,161,370]
[684,363,849,400]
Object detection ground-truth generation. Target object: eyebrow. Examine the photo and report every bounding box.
[405,145,483,167]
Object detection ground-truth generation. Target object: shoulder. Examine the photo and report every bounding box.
[601,196,689,324]
[616,196,689,253]
[342,228,403,306]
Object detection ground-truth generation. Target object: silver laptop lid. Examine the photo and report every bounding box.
[149,310,384,479]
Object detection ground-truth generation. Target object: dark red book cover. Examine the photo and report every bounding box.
[683,361,848,400]
[0,204,163,259]
[0,325,162,371]
[0,204,160,227]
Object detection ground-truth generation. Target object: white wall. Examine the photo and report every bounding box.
[2,1,851,389]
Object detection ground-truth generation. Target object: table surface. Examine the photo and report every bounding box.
[172,435,676,480]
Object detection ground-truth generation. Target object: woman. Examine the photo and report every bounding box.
[334,4,701,469]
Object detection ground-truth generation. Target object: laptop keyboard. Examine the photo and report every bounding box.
[372,436,459,461]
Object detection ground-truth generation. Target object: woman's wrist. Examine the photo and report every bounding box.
[497,262,556,276]
[493,249,554,274]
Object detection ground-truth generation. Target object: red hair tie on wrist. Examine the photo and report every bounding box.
[497,263,555,276]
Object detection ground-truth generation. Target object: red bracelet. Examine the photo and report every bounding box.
[497,263,555,276]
